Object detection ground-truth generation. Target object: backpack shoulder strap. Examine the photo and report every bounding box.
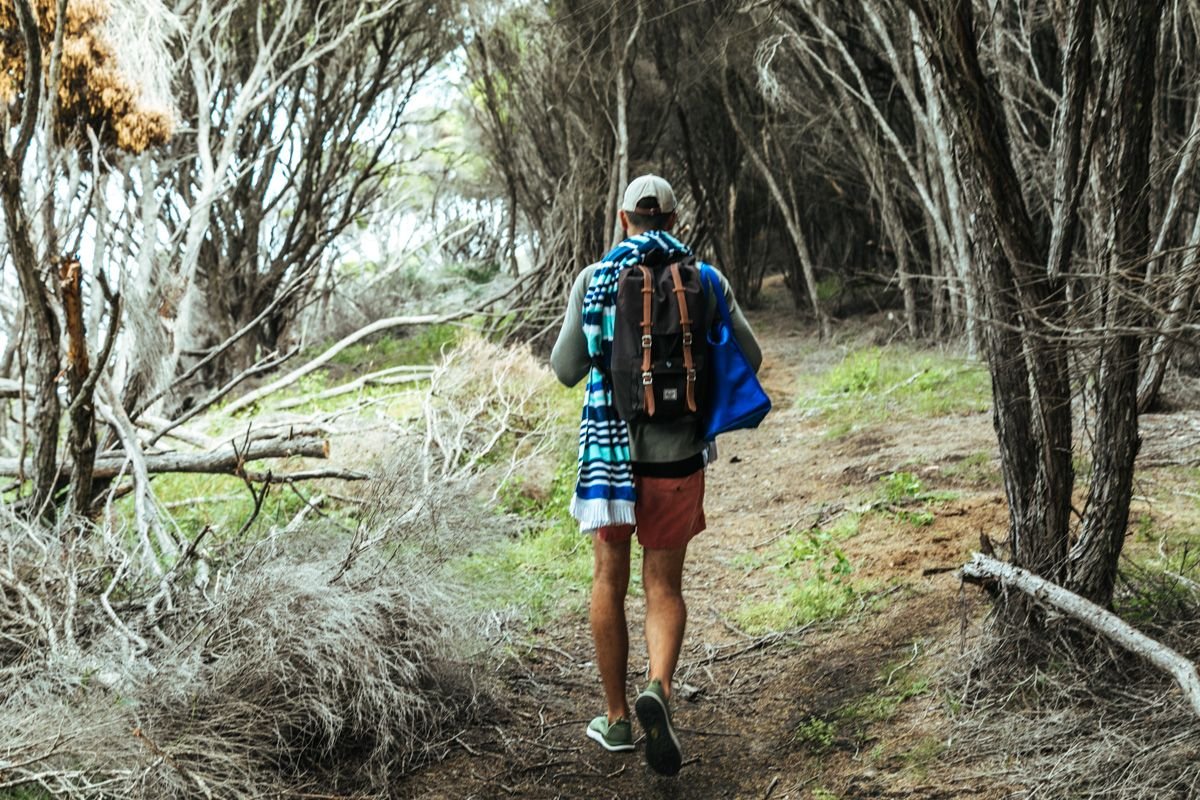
[667,262,698,413]
[636,264,655,418]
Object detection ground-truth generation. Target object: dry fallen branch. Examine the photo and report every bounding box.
[222,281,520,416]
[0,437,329,479]
[962,552,1200,717]
[276,365,432,410]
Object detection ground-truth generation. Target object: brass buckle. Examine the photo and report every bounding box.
[682,332,693,346]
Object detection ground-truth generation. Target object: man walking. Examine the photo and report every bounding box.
[550,174,762,776]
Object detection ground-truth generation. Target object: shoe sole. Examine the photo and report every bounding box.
[586,726,635,752]
[635,690,682,776]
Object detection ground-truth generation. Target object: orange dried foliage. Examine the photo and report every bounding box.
[0,0,173,153]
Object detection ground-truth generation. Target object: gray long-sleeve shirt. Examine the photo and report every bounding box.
[550,262,763,464]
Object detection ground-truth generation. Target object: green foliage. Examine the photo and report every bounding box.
[118,471,315,544]
[943,451,1001,487]
[326,323,461,371]
[794,716,837,752]
[797,345,989,434]
[874,472,953,528]
[0,789,54,800]
[816,275,843,303]
[733,525,860,634]
[447,259,502,285]
[457,461,592,625]
[881,471,923,504]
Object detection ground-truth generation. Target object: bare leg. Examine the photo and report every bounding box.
[642,545,688,699]
[591,536,632,721]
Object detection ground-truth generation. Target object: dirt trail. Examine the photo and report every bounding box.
[398,279,1011,799]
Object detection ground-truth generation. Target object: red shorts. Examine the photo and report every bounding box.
[596,469,706,550]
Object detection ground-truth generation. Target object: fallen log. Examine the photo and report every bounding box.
[962,552,1200,718]
[276,365,432,410]
[222,280,521,416]
[0,436,330,480]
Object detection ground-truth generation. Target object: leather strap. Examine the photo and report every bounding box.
[669,262,698,413]
[638,265,655,417]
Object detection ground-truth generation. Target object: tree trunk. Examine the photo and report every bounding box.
[59,256,97,519]
[1137,210,1200,410]
[910,11,977,351]
[0,0,60,516]
[908,0,1075,582]
[1068,0,1164,606]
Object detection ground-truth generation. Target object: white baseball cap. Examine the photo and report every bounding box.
[621,174,677,214]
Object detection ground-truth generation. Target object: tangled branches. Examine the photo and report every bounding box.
[422,334,565,491]
[0,498,482,797]
[949,567,1200,798]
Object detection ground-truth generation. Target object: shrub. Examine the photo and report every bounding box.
[0,498,483,797]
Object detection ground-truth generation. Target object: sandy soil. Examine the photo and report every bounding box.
[394,280,1019,800]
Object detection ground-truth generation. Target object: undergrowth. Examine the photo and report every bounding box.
[797,345,989,436]
[948,565,1200,799]
[455,460,594,625]
[733,515,863,633]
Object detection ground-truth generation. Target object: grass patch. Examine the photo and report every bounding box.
[456,462,592,625]
[897,735,946,778]
[797,345,989,435]
[794,716,837,752]
[241,323,468,416]
[819,646,933,755]
[115,468,320,544]
[733,521,862,633]
[324,322,462,371]
[870,471,957,528]
[839,669,930,726]
[943,450,1001,487]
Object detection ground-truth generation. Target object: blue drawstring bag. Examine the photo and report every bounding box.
[700,265,771,440]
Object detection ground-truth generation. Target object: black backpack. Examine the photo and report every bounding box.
[610,256,709,424]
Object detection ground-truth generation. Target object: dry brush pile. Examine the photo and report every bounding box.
[948,568,1200,798]
[0,508,479,797]
[0,336,565,797]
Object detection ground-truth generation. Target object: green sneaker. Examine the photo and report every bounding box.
[586,715,635,752]
[635,679,682,776]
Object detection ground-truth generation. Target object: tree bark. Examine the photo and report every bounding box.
[908,0,1075,583]
[59,256,96,518]
[1137,81,1200,411]
[1045,0,1096,279]
[1068,0,1164,606]
[0,0,60,516]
